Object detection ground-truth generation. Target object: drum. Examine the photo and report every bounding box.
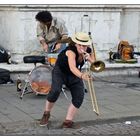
[29,65,53,95]
[47,53,58,65]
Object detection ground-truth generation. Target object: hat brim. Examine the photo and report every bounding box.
[71,34,91,46]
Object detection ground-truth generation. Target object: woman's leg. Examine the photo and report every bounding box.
[65,103,78,120]
[44,100,55,112]
[62,103,78,128]
[63,76,84,128]
[40,65,64,126]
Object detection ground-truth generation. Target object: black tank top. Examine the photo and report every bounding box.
[56,45,92,74]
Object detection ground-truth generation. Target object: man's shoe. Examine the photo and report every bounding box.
[62,120,74,128]
[40,111,50,126]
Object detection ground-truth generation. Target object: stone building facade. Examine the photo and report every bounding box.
[0,5,140,63]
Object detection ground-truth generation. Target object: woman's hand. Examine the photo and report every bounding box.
[82,51,95,63]
[81,72,93,81]
[84,53,90,60]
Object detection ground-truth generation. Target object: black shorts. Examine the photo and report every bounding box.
[47,64,85,108]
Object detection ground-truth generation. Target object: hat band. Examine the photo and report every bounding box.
[75,37,89,42]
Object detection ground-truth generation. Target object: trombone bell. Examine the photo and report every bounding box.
[90,60,105,72]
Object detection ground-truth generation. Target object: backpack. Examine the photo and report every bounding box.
[0,68,12,84]
[118,41,134,61]
[0,46,9,63]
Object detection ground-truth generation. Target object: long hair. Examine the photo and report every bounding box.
[67,38,76,47]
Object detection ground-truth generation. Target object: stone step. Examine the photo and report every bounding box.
[0,62,140,81]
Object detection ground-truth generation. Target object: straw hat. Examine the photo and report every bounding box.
[71,32,91,46]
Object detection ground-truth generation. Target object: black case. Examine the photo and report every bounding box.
[0,47,9,63]
[0,68,10,84]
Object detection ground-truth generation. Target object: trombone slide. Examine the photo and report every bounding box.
[87,77,99,115]
[85,61,100,115]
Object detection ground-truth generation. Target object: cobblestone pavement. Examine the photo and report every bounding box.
[0,74,140,136]
[0,117,140,135]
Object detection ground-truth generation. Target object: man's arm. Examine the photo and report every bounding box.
[40,40,48,52]
[36,22,49,52]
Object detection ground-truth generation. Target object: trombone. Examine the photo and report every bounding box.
[83,33,105,115]
[84,55,105,115]
[84,60,100,115]
[80,14,105,115]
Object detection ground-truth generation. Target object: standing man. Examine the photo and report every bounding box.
[35,10,68,53]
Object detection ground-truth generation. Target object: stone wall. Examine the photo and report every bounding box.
[0,5,140,63]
